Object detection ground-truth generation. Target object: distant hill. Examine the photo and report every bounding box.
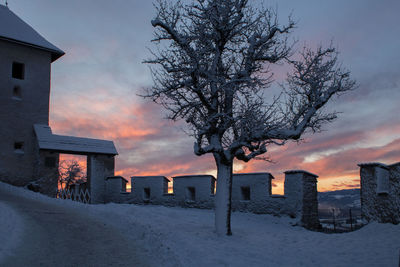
[318,189,361,219]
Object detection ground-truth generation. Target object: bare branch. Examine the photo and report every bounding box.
[143,0,356,164]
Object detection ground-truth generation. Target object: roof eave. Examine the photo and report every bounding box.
[38,147,118,156]
[0,36,65,62]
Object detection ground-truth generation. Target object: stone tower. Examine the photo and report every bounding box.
[0,4,64,186]
[284,170,320,229]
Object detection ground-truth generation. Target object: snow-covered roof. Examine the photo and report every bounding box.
[388,162,400,168]
[173,175,215,179]
[132,176,171,182]
[233,172,274,179]
[357,162,388,169]
[106,176,128,183]
[34,124,118,155]
[284,170,318,178]
[0,4,64,62]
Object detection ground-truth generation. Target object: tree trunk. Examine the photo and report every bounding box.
[214,155,233,236]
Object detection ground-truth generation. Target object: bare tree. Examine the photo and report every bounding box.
[58,160,86,190]
[144,0,356,235]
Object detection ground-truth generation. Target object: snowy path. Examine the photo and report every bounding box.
[1,182,399,267]
[0,187,148,267]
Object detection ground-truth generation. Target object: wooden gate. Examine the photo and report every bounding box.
[56,186,91,204]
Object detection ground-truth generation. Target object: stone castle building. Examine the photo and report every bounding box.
[0,4,117,201]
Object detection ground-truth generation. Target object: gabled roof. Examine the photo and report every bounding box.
[0,4,64,62]
[34,124,118,155]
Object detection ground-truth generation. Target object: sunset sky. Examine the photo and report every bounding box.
[8,0,400,193]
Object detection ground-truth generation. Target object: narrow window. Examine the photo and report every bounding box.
[186,187,195,201]
[376,167,389,195]
[241,186,250,201]
[12,62,25,80]
[14,142,24,153]
[143,187,150,201]
[12,86,22,99]
[45,157,56,168]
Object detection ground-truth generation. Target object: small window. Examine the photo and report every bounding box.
[143,187,150,201]
[12,62,25,80]
[45,157,56,168]
[14,142,24,153]
[12,86,22,99]
[376,167,389,195]
[121,180,127,192]
[186,187,195,201]
[241,186,250,201]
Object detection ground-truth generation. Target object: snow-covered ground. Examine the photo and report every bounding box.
[1,182,399,267]
[0,200,24,263]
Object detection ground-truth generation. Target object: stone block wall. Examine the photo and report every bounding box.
[104,171,320,228]
[129,176,170,205]
[359,162,400,224]
[231,173,282,214]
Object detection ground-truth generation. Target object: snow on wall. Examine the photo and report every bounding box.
[127,176,170,205]
[173,175,215,209]
[231,173,284,215]
[359,162,400,224]
[104,171,320,228]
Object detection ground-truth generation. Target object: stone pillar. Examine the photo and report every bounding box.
[30,150,59,196]
[359,162,400,224]
[284,170,319,229]
[87,155,115,204]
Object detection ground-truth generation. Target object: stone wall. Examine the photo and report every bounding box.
[34,150,60,196]
[359,162,400,224]
[105,171,320,229]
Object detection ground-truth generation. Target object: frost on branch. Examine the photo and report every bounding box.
[144,0,355,164]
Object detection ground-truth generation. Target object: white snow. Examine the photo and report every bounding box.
[0,201,24,263]
[34,124,118,155]
[1,182,399,266]
[0,4,64,61]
